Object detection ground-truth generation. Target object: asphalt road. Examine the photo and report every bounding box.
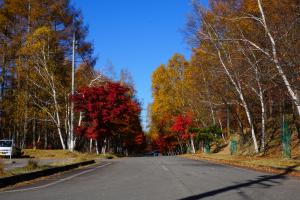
[1,156,300,200]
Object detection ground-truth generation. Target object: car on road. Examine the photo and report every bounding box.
[152,150,161,156]
[144,150,161,157]
[0,139,23,159]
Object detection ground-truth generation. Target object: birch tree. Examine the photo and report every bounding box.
[196,8,259,152]
[19,26,68,149]
[240,0,300,116]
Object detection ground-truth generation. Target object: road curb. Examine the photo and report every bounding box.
[0,160,95,188]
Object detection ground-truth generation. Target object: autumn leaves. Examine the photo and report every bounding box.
[0,0,145,154]
[149,0,300,154]
[72,82,145,154]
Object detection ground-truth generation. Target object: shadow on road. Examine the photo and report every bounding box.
[178,165,299,200]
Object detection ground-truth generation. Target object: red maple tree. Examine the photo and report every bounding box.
[171,113,193,140]
[72,81,145,153]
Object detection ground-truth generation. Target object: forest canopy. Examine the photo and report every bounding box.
[0,0,145,154]
[149,0,300,155]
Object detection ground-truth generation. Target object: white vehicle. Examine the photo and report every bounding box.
[0,139,14,159]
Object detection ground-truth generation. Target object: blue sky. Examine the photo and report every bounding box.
[72,0,208,129]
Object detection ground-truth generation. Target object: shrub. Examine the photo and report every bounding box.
[192,125,222,145]
[13,147,23,158]
[105,155,114,159]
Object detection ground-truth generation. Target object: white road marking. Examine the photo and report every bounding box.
[162,165,169,171]
[0,162,112,193]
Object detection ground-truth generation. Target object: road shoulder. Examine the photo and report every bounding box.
[180,154,300,178]
[0,160,112,192]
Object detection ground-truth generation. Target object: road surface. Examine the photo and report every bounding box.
[0,156,300,200]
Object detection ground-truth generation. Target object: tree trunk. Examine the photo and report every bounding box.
[176,134,184,154]
[259,89,266,151]
[95,140,99,155]
[190,134,196,154]
[89,138,93,153]
[44,129,48,149]
[257,0,300,116]
[32,118,36,149]
[101,139,107,154]
[57,127,65,149]
[244,102,259,153]
[52,86,66,149]
[22,110,28,149]
[217,50,259,153]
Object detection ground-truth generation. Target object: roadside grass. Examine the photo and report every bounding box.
[26,159,39,170]
[181,153,300,172]
[23,149,118,164]
[24,149,117,159]
[7,161,47,176]
[180,129,300,175]
[2,159,48,177]
[24,149,86,159]
[0,149,118,178]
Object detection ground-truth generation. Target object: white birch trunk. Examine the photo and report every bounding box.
[52,84,66,149]
[217,50,259,153]
[190,134,196,154]
[218,117,226,142]
[101,139,107,155]
[95,140,99,155]
[69,33,76,152]
[201,17,259,153]
[255,65,266,151]
[260,92,266,151]
[257,0,300,116]
[89,138,93,153]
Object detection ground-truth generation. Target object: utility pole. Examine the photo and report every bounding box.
[70,32,75,151]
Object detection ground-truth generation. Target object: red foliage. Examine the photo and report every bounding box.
[71,82,143,145]
[151,133,178,153]
[171,113,192,140]
[135,133,145,145]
